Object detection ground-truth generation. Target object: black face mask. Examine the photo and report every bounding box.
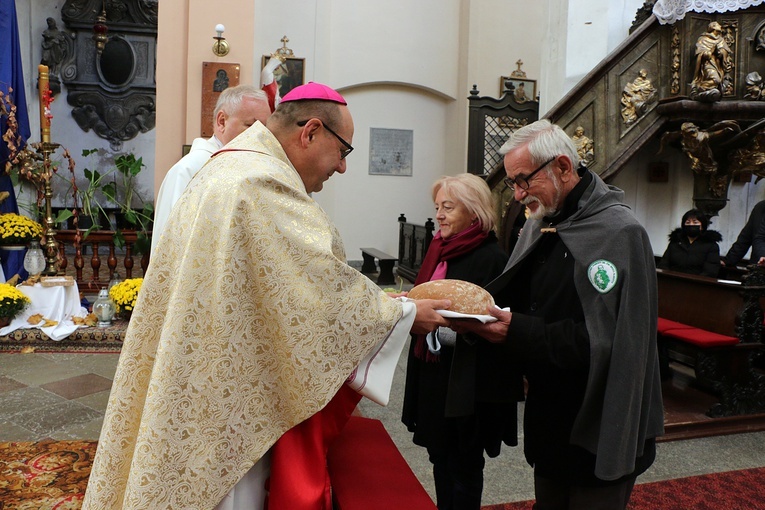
[683,225,702,237]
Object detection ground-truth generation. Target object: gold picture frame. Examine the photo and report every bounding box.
[500,77,537,102]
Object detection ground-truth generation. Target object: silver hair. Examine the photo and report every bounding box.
[431,173,497,232]
[213,85,268,121]
[499,119,580,168]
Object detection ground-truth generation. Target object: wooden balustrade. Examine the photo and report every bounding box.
[54,230,150,291]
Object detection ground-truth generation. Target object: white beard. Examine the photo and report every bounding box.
[522,177,562,220]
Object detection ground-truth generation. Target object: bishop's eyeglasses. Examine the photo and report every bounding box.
[297,119,354,159]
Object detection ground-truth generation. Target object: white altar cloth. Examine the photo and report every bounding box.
[0,283,88,340]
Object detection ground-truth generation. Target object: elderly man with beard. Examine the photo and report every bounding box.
[451,119,664,510]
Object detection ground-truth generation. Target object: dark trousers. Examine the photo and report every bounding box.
[427,416,486,510]
[532,472,637,510]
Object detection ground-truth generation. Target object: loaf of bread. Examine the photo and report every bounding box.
[407,279,495,315]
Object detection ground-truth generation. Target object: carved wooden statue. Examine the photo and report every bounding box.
[571,126,594,167]
[660,120,741,215]
[690,21,734,102]
[621,69,656,125]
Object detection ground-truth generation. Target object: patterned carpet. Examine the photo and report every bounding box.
[2,439,764,510]
[0,440,96,510]
[0,321,126,353]
[482,466,765,510]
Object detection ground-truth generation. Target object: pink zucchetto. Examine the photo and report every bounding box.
[280,81,347,105]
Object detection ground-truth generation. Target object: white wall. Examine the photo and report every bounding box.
[315,86,450,257]
[542,0,647,112]
[251,0,526,260]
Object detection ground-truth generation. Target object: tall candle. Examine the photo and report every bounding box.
[38,64,50,143]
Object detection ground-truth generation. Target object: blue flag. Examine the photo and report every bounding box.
[0,0,32,279]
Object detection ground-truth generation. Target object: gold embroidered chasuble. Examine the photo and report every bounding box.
[83,122,404,509]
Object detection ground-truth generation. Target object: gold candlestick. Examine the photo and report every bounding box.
[38,64,51,143]
[39,142,60,275]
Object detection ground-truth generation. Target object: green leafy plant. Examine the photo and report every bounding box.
[76,149,153,253]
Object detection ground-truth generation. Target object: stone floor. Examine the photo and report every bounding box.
[2,348,765,506]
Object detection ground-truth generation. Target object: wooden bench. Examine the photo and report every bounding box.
[656,268,765,417]
[360,247,397,285]
[396,214,435,283]
[328,416,436,510]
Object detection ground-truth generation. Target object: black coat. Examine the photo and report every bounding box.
[725,200,765,265]
[401,232,520,458]
[749,215,765,265]
[658,228,722,277]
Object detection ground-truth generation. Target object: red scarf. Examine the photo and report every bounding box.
[413,222,488,361]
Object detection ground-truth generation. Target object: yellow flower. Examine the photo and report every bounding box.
[0,283,30,318]
[0,213,43,245]
[109,278,143,313]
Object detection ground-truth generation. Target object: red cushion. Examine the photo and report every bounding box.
[662,327,739,347]
[657,317,696,335]
[328,416,436,510]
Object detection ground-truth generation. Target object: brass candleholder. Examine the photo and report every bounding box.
[38,142,60,275]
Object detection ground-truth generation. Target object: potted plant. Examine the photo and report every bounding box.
[0,282,30,326]
[0,213,44,248]
[77,148,111,233]
[109,277,143,319]
[104,153,153,254]
[74,149,153,254]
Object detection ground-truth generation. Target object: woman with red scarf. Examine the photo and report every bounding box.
[402,174,522,510]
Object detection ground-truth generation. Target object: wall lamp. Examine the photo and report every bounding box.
[212,24,230,57]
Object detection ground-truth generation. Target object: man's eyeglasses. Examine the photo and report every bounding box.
[297,119,354,159]
[503,156,557,191]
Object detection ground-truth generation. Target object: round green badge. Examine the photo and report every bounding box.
[587,259,618,293]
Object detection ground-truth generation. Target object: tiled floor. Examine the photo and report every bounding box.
[3,349,765,506]
[0,352,119,442]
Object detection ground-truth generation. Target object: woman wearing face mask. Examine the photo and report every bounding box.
[658,208,721,277]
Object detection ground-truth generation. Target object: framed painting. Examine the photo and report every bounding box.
[500,77,537,102]
[261,55,305,98]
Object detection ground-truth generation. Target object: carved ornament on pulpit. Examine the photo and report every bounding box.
[58,0,157,150]
[650,12,765,218]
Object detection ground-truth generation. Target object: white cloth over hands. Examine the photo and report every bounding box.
[346,299,415,405]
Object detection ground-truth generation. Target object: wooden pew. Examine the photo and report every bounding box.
[656,268,765,417]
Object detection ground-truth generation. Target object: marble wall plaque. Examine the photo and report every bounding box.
[369,128,413,176]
